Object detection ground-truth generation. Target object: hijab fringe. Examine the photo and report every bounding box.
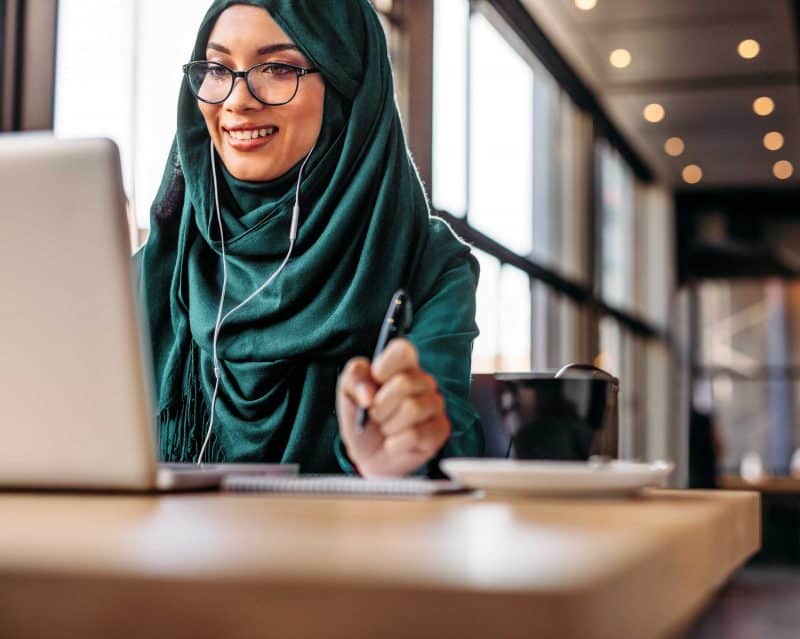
[155,342,224,463]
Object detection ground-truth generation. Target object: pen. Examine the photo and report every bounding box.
[356,289,413,430]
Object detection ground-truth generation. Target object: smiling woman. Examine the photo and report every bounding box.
[136,0,483,477]
[54,0,402,233]
[191,6,325,181]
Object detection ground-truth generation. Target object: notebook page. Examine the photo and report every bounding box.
[221,474,467,496]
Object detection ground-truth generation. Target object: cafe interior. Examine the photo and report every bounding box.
[2,0,800,637]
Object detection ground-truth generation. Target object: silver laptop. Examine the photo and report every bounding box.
[0,134,297,490]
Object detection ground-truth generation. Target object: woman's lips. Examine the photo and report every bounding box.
[223,126,279,151]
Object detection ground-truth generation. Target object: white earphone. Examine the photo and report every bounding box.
[197,139,315,464]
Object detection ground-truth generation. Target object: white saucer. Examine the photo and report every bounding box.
[439,458,675,497]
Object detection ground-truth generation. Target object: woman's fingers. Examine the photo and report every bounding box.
[337,357,381,444]
[337,357,377,414]
[379,391,445,437]
[371,338,419,384]
[336,347,452,477]
[368,371,437,423]
[337,357,384,469]
[384,415,451,458]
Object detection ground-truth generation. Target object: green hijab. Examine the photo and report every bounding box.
[138,0,482,470]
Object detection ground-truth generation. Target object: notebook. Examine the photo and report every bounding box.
[221,474,469,497]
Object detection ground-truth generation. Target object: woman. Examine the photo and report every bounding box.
[138,0,482,477]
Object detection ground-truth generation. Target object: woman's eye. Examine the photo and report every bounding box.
[264,64,293,77]
[207,66,228,78]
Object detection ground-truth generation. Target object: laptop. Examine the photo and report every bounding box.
[0,134,297,490]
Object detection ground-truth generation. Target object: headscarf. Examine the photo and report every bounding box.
[138,0,482,470]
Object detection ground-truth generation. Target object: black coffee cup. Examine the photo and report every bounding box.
[470,364,619,461]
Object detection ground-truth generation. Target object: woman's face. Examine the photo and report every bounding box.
[199,4,325,182]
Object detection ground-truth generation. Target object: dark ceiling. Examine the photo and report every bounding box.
[522,0,800,189]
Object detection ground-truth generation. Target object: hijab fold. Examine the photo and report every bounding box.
[138,0,482,469]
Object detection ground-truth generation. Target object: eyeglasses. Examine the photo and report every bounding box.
[182,60,321,106]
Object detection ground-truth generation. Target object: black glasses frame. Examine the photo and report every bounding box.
[182,60,321,106]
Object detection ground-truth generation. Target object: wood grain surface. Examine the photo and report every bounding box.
[0,489,760,639]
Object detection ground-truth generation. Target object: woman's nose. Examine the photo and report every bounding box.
[225,76,261,111]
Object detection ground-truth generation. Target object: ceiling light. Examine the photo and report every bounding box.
[664,137,685,157]
[737,39,760,59]
[682,164,703,184]
[753,96,775,116]
[575,0,598,10]
[609,49,631,68]
[763,131,784,151]
[773,160,794,180]
[643,103,665,123]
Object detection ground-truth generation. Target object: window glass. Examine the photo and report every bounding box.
[597,140,635,310]
[599,319,646,460]
[54,0,137,195]
[699,279,798,475]
[432,0,468,215]
[468,11,534,255]
[645,340,672,462]
[498,265,531,371]
[634,184,674,326]
[598,316,622,378]
[55,0,211,231]
[471,250,531,373]
[530,65,556,267]
[710,376,770,474]
[555,92,592,284]
[699,280,768,369]
[472,249,501,373]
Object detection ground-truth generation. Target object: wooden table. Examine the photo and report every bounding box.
[720,474,800,494]
[0,489,759,639]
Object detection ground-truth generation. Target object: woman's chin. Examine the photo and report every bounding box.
[223,157,284,183]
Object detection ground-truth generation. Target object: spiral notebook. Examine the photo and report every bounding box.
[221,474,468,497]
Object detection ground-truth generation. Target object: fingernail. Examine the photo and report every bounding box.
[356,383,372,407]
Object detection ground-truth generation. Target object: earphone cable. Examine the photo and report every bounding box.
[197,141,314,464]
[198,140,229,464]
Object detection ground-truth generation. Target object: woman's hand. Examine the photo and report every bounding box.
[336,339,451,477]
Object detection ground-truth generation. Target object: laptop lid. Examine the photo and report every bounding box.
[0,134,159,489]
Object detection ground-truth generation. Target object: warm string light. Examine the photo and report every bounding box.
[737,39,760,59]
[595,33,779,190]
[773,160,794,180]
[609,48,631,68]
[682,165,703,185]
[763,131,784,151]
[643,103,665,123]
[753,96,774,116]
[664,137,685,157]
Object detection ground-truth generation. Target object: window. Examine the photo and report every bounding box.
[472,250,531,373]
[596,139,635,311]
[55,0,211,233]
[432,0,469,216]
[468,11,534,256]
[634,183,674,327]
[433,2,542,372]
[698,279,799,474]
[498,265,532,371]
[472,250,501,373]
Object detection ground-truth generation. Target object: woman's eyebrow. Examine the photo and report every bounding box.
[206,42,300,56]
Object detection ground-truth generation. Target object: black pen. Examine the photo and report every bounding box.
[356,289,413,430]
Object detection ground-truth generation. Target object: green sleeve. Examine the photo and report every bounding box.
[407,257,484,468]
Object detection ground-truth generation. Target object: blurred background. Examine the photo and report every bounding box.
[5,0,800,529]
